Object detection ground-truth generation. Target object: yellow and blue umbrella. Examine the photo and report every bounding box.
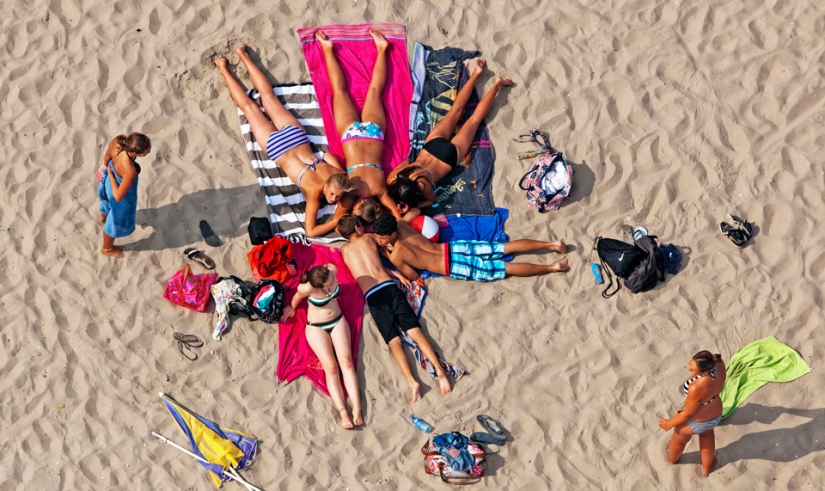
[156,393,259,488]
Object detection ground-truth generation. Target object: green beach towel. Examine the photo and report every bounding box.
[720,336,811,419]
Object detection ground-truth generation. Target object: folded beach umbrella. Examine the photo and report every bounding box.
[155,393,259,489]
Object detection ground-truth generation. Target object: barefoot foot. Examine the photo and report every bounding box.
[369,29,389,50]
[101,246,123,258]
[550,257,569,272]
[214,57,227,69]
[410,381,422,403]
[438,374,452,395]
[496,76,514,87]
[549,240,567,254]
[702,455,719,477]
[339,408,354,430]
[316,30,333,50]
[352,407,364,427]
[235,44,247,58]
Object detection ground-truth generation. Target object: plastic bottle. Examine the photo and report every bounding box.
[409,416,433,433]
[591,263,604,284]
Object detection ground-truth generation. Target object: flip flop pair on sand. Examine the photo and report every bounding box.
[470,414,508,446]
[174,332,203,361]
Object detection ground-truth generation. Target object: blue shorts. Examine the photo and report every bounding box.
[446,240,507,282]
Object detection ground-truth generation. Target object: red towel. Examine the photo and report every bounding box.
[297,23,413,175]
[276,243,364,397]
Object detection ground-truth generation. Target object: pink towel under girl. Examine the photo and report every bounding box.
[276,243,364,397]
[297,23,413,175]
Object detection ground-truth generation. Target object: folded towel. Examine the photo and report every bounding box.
[297,23,412,174]
[237,84,343,243]
[276,243,364,396]
[720,336,811,419]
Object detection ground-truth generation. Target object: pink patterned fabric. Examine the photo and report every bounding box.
[297,23,413,174]
[276,243,364,397]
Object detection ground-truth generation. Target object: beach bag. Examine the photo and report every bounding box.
[625,236,665,294]
[422,433,486,484]
[250,279,285,324]
[518,153,574,212]
[163,264,218,312]
[248,236,297,283]
[248,216,273,246]
[659,243,683,274]
[594,237,644,298]
[215,276,256,319]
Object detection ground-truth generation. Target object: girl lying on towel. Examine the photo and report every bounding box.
[386,59,512,214]
[315,29,402,220]
[281,264,363,429]
[216,45,356,237]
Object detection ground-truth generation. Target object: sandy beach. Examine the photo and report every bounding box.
[2,0,825,489]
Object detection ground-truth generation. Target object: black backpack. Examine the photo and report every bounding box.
[595,237,643,297]
[248,217,273,245]
[250,279,285,323]
[624,236,665,294]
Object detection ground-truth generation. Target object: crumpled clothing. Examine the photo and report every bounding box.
[211,280,244,341]
[432,432,473,471]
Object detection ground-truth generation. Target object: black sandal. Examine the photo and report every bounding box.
[174,332,203,347]
[183,248,215,270]
[177,340,198,361]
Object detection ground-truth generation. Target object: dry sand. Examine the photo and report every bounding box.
[2,0,825,489]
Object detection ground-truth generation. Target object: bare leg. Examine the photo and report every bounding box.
[215,57,277,155]
[305,324,353,429]
[426,59,486,141]
[360,30,389,132]
[101,232,123,257]
[698,430,718,476]
[505,257,569,276]
[666,424,694,464]
[503,239,566,255]
[388,337,422,403]
[235,45,302,130]
[405,328,451,395]
[329,318,363,426]
[316,31,360,137]
[450,76,513,161]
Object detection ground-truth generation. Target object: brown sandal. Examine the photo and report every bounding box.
[183,248,215,270]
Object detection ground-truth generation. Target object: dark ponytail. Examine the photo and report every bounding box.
[692,350,720,372]
[116,133,151,154]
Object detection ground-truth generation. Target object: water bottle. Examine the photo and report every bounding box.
[409,416,433,433]
[591,263,604,284]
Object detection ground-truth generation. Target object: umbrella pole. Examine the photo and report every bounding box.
[151,432,262,491]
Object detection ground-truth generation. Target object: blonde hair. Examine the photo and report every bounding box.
[326,172,356,193]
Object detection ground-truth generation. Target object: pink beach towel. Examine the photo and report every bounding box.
[276,243,364,397]
[297,23,413,174]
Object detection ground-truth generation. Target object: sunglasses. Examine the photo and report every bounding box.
[514,129,557,160]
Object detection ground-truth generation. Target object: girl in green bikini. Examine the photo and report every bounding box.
[281,264,363,429]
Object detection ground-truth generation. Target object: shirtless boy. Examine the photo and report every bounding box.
[336,215,451,402]
[373,215,569,282]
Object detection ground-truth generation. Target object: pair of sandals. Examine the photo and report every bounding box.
[469,414,508,446]
[720,214,753,248]
[175,332,203,361]
[183,247,215,270]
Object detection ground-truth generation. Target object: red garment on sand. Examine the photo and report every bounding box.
[276,243,364,397]
[248,236,294,283]
[297,23,413,175]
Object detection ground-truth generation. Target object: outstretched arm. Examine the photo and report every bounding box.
[389,254,421,282]
[281,290,308,321]
[304,195,339,238]
[378,192,402,219]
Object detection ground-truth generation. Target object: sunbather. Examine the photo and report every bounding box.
[215,45,356,237]
[373,215,569,282]
[336,215,451,402]
[316,30,401,219]
[386,59,512,213]
[281,264,363,429]
[659,351,726,477]
[96,133,151,257]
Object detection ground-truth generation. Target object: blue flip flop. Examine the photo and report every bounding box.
[470,431,505,445]
[477,414,505,437]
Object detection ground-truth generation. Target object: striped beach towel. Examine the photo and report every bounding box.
[237,84,343,243]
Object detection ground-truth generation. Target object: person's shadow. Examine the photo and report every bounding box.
[127,184,265,251]
[680,403,825,465]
